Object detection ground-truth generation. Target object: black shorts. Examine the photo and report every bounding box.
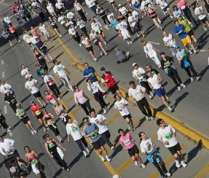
[200,17,208,23]
[109,84,119,94]
[33,91,42,98]
[40,46,48,55]
[168,143,181,155]
[86,46,93,52]
[92,137,105,150]
[102,130,111,141]
[122,114,132,120]
[21,116,29,124]
[188,30,194,37]
[35,112,43,119]
[128,145,139,157]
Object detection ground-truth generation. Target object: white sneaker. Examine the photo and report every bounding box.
[103,108,107,114]
[83,151,87,157]
[181,161,187,168]
[93,58,98,61]
[165,172,171,177]
[167,106,173,112]
[100,156,105,162]
[180,83,186,88]
[177,86,181,91]
[175,160,181,168]
[141,163,146,168]
[105,156,111,162]
[85,148,90,154]
[190,77,194,82]
[196,76,200,81]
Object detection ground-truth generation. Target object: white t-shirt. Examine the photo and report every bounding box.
[66,122,83,141]
[21,68,30,78]
[53,64,66,77]
[25,79,39,94]
[128,15,137,28]
[0,138,15,156]
[85,0,96,8]
[147,74,161,89]
[91,21,102,33]
[156,0,168,9]
[68,27,76,36]
[74,2,82,11]
[128,85,146,101]
[0,83,13,94]
[132,67,146,82]
[46,3,55,14]
[194,6,206,20]
[140,138,154,154]
[157,125,178,148]
[90,114,108,134]
[22,34,32,44]
[144,42,157,58]
[163,33,176,48]
[114,98,130,116]
[119,6,128,16]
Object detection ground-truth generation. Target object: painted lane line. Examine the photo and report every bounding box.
[2,71,5,78]
[1,60,4,65]
[3,105,7,114]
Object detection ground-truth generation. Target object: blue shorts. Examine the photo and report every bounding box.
[154,87,166,97]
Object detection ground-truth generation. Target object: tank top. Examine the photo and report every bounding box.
[47,141,57,154]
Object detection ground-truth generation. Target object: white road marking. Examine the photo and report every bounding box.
[1,71,5,78]
[3,105,7,114]
[1,60,4,65]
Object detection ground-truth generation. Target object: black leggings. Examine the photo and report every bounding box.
[75,137,88,151]
[0,117,9,130]
[49,84,60,98]
[168,69,182,86]
[52,152,68,169]
[136,97,152,117]
[78,10,87,21]
[184,66,198,78]
[140,81,152,95]
[182,7,197,26]
[80,100,92,115]
[93,91,107,109]
[48,123,60,136]
[152,157,168,176]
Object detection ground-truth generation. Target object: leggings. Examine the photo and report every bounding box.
[184,66,198,78]
[93,91,107,109]
[75,137,88,151]
[80,100,92,115]
[168,69,182,86]
[136,97,152,117]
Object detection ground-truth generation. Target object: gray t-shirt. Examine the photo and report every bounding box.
[84,123,101,143]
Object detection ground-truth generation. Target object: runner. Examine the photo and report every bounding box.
[16,103,37,135]
[86,79,108,113]
[128,80,153,120]
[89,109,114,150]
[157,119,187,168]
[20,64,31,79]
[66,117,90,157]
[0,110,12,136]
[44,90,59,107]
[73,85,92,115]
[74,0,87,21]
[68,24,82,46]
[43,134,69,171]
[83,63,97,82]
[114,94,134,131]
[25,75,46,106]
[114,129,145,167]
[139,131,171,178]
[33,48,48,72]
[83,117,111,162]
[146,65,173,111]
[4,91,18,113]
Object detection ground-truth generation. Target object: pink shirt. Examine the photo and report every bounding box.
[177,0,187,10]
[74,90,87,104]
[119,132,135,150]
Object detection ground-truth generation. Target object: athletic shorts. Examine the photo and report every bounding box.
[92,137,105,150]
[181,36,192,46]
[122,114,132,120]
[86,46,93,52]
[21,116,29,124]
[101,130,111,141]
[128,145,139,157]
[33,91,42,98]
[154,87,166,97]
[168,143,181,155]
[108,84,119,94]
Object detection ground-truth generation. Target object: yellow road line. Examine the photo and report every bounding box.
[194,161,209,178]
[115,158,133,174]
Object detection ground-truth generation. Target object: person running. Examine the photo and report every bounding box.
[48,16,62,37]
[146,65,173,111]
[0,136,16,156]
[43,72,61,99]
[30,101,45,130]
[131,63,153,98]
[81,35,97,61]
[100,67,119,95]
[139,131,171,178]
[39,23,50,41]
[68,24,82,46]
[74,0,87,21]
[114,129,145,167]
[128,81,153,120]
[114,94,134,131]
[96,6,109,29]
[4,90,18,113]
[43,134,69,171]
[176,47,200,82]
[173,20,196,54]
[25,75,46,106]
[156,119,187,168]
[76,18,88,37]
[86,79,108,113]
[53,60,73,91]
[89,109,114,150]
[143,40,161,68]
[24,146,45,178]
[194,1,209,31]
[20,64,31,79]
[66,117,90,157]
[16,103,37,135]
[8,23,20,46]
[83,117,111,161]
[160,52,186,91]
[43,111,62,142]
[0,110,12,136]
[85,0,97,14]
[44,90,59,107]
[73,85,92,115]
[33,48,48,72]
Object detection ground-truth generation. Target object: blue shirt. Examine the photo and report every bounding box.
[83,66,97,82]
[84,123,101,143]
[173,24,187,39]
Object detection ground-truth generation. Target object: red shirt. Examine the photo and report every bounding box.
[31,104,42,116]
[103,72,117,88]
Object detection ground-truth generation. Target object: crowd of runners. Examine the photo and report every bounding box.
[0,0,209,178]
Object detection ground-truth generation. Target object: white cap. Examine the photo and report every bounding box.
[132,63,137,67]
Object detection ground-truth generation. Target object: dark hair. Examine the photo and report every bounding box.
[82,117,89,123]
[160,52,166,56]
[129,80,135,86]
[156,118,163,126]
[42,134,50,140]
[90,108,96,113]
[24,146,30,151]
[100,66,106,71]
[138,131,145,140]
[118,128,124,133]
